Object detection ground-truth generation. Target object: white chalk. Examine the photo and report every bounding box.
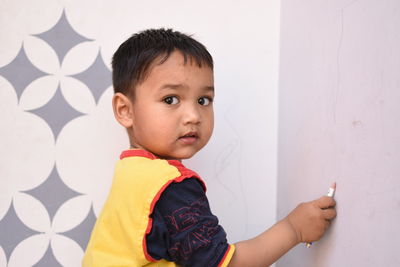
[327,182,336,197]
[327,187,335,197]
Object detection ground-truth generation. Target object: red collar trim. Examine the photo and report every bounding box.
[120,149,183,167]
[120,149,157,160]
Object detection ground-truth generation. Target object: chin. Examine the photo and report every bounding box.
[172,150,198,160]
[153,151,194,160]
[178,154,195,160]
[154,146,201,160]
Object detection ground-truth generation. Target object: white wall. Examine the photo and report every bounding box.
[277,0,400,266]
[0,1,280,266]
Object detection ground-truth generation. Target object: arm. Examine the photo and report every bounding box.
[147,178,234,266]
[228,196,336,267]
[228,219,298,267]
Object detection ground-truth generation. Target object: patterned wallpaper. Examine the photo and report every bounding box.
[0,1,280,266]
[0,9,121,266]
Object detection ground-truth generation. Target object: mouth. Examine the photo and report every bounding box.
[180,132,198,138]
[178,132,199,144]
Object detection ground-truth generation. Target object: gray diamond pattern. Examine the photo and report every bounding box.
[59,204,97,251]
[0,201,41,262]
[32,244,62,267]
[34,10,92,65]
[28,85,84,140]
[23,166,82,221]
[1,8,112,266]
[71,51,112,104]
[0,45,48,101]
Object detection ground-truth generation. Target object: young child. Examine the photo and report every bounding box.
[82,28,336,267]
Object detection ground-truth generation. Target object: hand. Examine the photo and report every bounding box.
[284,196,336,243]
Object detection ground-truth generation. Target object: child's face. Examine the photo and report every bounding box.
[129,51,214,159]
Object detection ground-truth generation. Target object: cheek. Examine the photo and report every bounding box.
[209,109,215,126]
[134,112,157,138]
[143,115,172,137]
[205,112,214,137]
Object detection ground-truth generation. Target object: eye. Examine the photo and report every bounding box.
[164,96,179,105]
[198,97,212,106]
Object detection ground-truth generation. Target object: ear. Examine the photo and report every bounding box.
[112,93,134,128]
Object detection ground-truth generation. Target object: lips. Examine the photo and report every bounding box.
[178,132,199,144]
[180,132,198,138]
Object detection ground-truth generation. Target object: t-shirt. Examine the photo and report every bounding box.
[146,178,230,266]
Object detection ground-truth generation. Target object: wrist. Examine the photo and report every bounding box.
[281,217,302,245]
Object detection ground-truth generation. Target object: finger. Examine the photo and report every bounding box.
[322,208,337,221]
[316,196,336,209]
[324,220,331,230]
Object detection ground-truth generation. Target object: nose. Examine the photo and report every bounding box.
[182,104,201,125]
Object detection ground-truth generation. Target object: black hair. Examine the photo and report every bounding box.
[112,28,213,97]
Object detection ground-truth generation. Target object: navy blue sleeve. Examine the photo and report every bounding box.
[146,178,230,267]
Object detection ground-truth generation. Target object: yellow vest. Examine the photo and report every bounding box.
[82,150,234,267]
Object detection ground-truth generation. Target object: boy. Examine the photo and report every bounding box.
[83,28,336,267]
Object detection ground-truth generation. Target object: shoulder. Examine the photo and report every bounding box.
[157,177,206,211]
[166,177,205,194]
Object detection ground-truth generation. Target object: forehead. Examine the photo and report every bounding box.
[141,51,214,87]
